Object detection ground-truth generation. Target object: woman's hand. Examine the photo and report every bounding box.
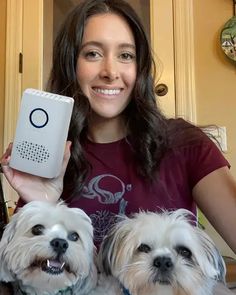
[0,141,71,203]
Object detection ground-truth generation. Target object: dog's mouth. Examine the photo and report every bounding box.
[42,259,66,275]
[153,274,172,285]
[156,279,171,285]
[31,258,70,275]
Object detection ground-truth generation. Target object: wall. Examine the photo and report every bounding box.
[193,0,236,177]
[193,0,236,258]
[0,0,7,155]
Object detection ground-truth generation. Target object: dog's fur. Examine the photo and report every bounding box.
[98,209,226,295]
[0,201,121,295]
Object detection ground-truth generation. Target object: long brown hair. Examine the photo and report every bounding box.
[47,0,169,198]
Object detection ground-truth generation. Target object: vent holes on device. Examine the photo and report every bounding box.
[16,141,50,163]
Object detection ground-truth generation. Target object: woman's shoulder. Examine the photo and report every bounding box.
[166,118,210,148]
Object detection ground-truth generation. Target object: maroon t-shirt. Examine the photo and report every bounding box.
[67,127,229,245]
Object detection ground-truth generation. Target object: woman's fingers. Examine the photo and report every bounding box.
[0,142,12,165]
[1,164,13,179]
[0,143,13,180]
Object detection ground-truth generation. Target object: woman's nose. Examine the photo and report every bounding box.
[99,58,119,81]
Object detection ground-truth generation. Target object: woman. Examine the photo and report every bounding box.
[1,0,236,256]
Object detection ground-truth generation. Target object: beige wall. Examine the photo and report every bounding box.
[193,0,236,176]
[193,0,236,258]
[0,0,7,155]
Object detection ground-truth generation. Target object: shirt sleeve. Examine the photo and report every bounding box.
[184,134,230,189]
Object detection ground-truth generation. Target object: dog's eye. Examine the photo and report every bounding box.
[68,231,79,241]
[176,246,192,259]
[137,243,151,253]
[31,224,45,235]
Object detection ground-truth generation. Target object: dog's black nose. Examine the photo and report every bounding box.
[153,256,173,272]
[50,238,68,254]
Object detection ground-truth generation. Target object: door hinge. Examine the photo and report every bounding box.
[19,53,23,73]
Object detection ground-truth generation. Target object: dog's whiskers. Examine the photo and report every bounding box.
[118,260,145,276]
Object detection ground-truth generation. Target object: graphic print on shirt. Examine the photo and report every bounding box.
[82,174,129,242]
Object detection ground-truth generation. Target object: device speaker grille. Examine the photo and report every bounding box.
[16,141,50,163]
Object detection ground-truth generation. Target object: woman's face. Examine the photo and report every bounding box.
[76,13,137,120]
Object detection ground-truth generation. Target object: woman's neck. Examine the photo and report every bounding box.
[87,115,127,143]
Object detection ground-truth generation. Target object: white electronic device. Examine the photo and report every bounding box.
[9,88,74,178]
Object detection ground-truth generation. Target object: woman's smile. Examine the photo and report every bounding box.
[92,87,122,96]
[76,13,137,121]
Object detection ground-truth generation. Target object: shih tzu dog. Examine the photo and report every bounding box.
[98,209,226,295]
[0,201,120,295]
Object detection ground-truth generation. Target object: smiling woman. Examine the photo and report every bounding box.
[76,13,137,138]
[1,2,236,294]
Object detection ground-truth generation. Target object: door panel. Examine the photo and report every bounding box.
[151,0,175,118]
[22,0,44,91]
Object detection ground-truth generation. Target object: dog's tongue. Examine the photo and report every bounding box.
[47,259,65,269]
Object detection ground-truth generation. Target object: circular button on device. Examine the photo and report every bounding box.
[29,108,49,128]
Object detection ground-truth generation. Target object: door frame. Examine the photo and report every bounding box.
[172,0,197,123]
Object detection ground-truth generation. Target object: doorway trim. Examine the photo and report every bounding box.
[173,0,197,123]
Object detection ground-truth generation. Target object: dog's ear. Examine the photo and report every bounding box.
[195,228,226,283]
[98,216,131,276]
[72,208,92,224]
[0,214,18,281]
[98,229,116,275]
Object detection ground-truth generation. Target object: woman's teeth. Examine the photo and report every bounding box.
[94,88,121,95]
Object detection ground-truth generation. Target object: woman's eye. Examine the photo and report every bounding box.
[120,52,136,62]
[31,224,45,236]
[84,51,101,60]
[68,231,79,241]
[137,243,151,253]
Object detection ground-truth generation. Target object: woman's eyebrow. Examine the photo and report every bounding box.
[80,41,103,49]
[118,43,136,51]
[81,41,136,50]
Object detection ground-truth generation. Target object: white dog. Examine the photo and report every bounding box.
[98,209,227,295]
[0,201,121,295]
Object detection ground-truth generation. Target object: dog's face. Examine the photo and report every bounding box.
[99,209,226,295]
[0,201,96,294]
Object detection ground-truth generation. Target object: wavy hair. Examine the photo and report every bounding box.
[47,0,169,198]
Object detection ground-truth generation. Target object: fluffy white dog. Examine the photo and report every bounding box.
[98,209,227,295]
[0,201,120,295]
